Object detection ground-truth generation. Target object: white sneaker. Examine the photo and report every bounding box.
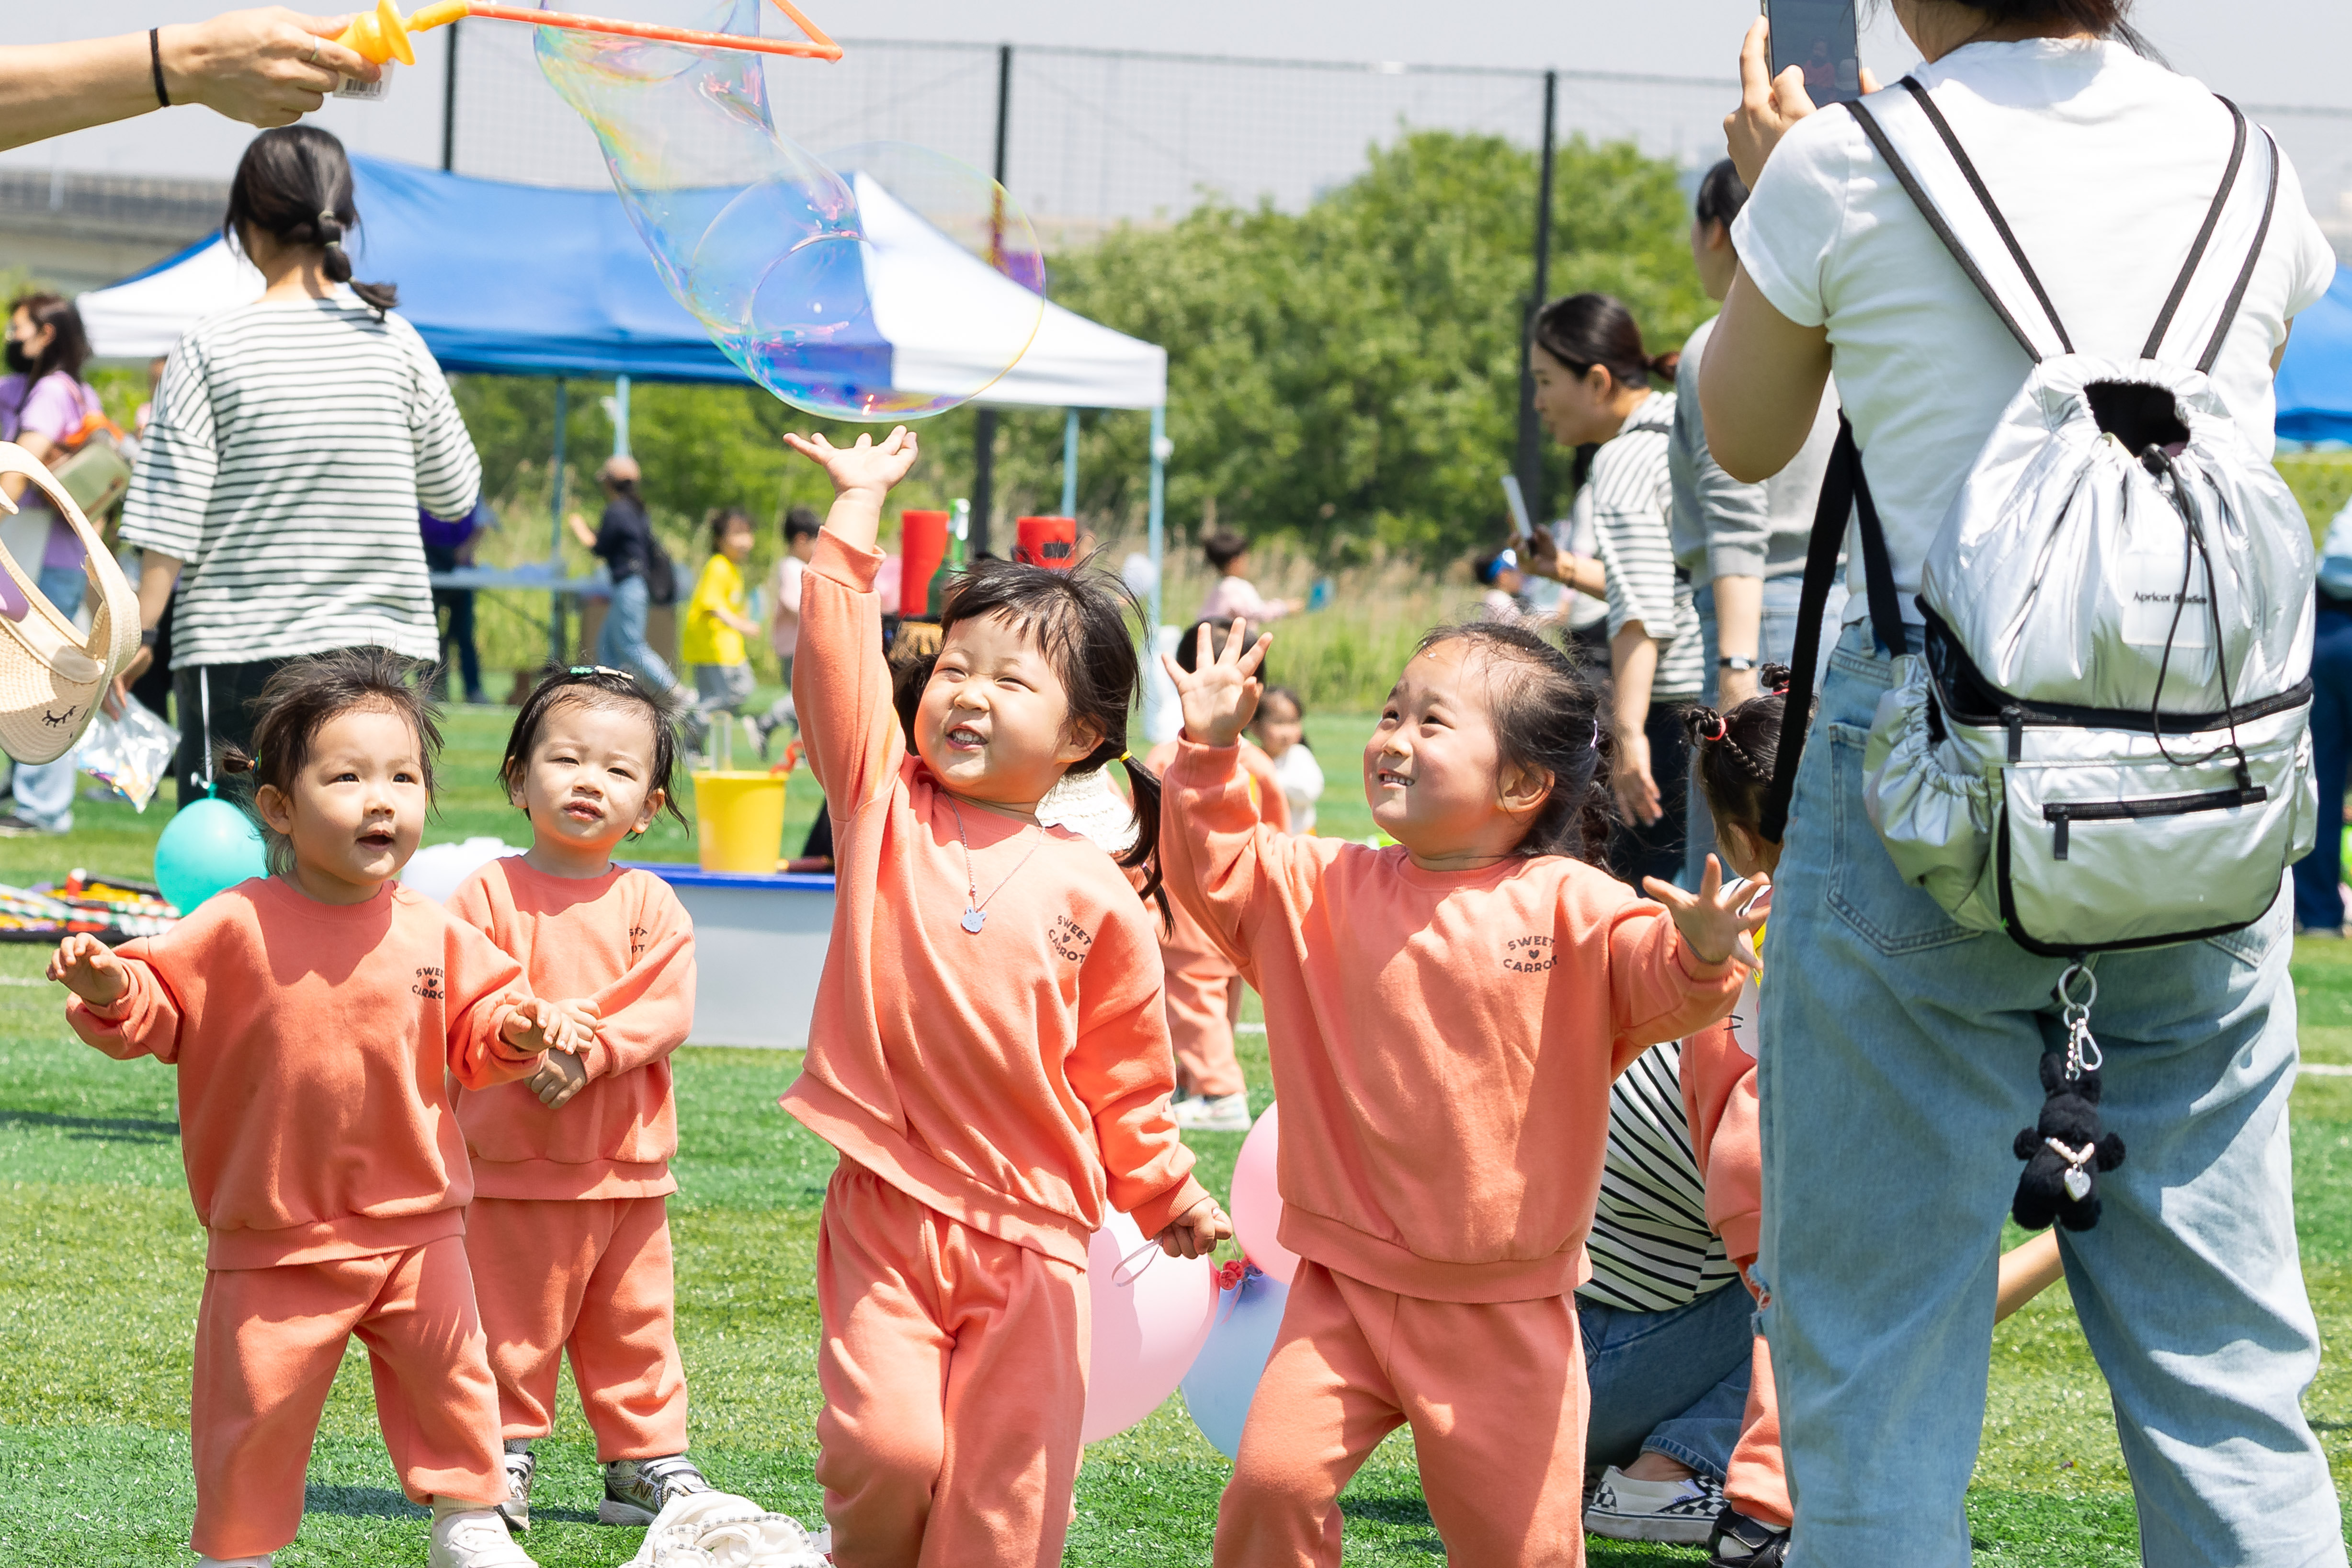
[429,1508,539,1568]
[1583,1465,1724,1545]
[1171,1092,1253,1132]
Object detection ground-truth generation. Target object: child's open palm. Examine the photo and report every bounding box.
[47,933,128,1007]
[1643,856,1767,967]
[781,428,920,500]
[1162,619,1272,748]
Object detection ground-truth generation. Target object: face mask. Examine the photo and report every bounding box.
[2,341,29,375]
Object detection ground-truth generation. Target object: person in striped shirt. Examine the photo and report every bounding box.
[1527,292,1700,892]
[115,124,481,811]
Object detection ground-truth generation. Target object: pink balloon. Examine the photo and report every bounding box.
[1229,1102,1299,1285]
[1080,1208,1220,1443]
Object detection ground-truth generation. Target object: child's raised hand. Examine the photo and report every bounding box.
[1154,1194,1235,1260]
[781,428,920,499]
[1642,856,1768,967]
[47,933,128,1007]
[1162,618,1271,749]
[528,1046,591,1109]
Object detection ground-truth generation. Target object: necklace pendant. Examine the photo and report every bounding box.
[961,907,988,934]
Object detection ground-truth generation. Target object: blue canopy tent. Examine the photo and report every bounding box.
[2278,265,2352,446]
[77,155,1173,646]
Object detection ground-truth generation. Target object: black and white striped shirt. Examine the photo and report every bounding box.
[121,296,481,669]
[1578,1040,1740,1313]
[1584,391,1704,702]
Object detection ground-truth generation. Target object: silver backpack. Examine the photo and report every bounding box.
[1821,81,2315,958]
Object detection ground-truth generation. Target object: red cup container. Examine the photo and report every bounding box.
[899,509,950,620]
[1014,515,1078,570]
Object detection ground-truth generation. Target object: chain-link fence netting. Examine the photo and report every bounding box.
[443,30,2351,247]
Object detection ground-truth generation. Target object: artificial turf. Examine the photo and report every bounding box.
[0,704,2346,1562]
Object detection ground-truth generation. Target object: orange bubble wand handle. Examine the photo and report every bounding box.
[339,0,842,65]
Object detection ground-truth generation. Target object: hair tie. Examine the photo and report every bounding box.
[1118,750,1132,763]
[1589,719,1601,749]
[1767,670,1793,695]
[1703,714,1728,742]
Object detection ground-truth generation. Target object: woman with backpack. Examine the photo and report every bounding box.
[1700,4,2342,1564]
[0,291,118,835]
[117,124,482,811]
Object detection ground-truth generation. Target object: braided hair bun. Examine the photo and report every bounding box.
[1686,672,1806,847]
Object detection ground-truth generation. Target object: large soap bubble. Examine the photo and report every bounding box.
[534,2,1045,419]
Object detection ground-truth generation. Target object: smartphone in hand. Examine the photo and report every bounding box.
[1763,0,1863,107]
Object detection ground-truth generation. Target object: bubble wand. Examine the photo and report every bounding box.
[336,0,842,66]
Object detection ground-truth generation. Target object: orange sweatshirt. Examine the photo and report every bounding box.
[1161,740,1745,1303]
[780,532,1209,1268]
[65,877,545,1270]
[1687,962,1764,1266]
[1143,737,1286,967]
[448,857,696,1200]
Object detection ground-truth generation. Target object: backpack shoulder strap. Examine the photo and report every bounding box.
[1847,84,2061,363]
[2196,116,2282,375]
[2141,99,2250,363]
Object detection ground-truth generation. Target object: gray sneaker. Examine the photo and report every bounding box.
[498,1440,535,1534]
[601,1454,712,1526]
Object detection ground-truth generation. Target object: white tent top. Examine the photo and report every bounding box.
[76,157,1166,411]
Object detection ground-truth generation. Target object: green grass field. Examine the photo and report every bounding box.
[0,705,2347,1563]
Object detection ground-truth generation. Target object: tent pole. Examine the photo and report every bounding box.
[550,377,568,665]
[1148,404,1167,632]
[1514,69,1558,523]
[1060,408,1079,518]
[613,374,631,457]
[440,19,459,172]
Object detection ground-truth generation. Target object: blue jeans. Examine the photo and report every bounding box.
[1759,621,2344,1568]
[1578,1280,1753,1482]
[6,563,91,832]
[1686,573,1845,886]
[2291,603,2352,930]
[596,572,674,691]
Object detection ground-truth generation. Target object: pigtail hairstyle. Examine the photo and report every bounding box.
[499,664,690,831]
[216,647,442,878]
[1414,621,1615,864]
[1682,663,1801,841]
[898,554,1172,926]
[223,125,398,315]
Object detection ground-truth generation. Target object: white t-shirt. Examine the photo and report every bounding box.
[1732,39,2337,625]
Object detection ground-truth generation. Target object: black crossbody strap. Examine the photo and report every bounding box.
[1761,414,1897,846]
[2199,122,2282,375]
[1848,89,2047,363]
[2142,99,2249,362]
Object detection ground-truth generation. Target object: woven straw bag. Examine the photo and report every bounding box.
[0,442,141,763]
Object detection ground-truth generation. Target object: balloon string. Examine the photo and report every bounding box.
[1112,1237,1161,1287]
[199,667,214,798]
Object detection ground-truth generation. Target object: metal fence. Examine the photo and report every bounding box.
[438,30,2352,251]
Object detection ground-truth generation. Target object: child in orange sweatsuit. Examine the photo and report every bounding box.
[1160,618,1762,1568]
[776,426,1232,1568]
[447,667,704,1534]
[1680,678,2066,1568]
[48,649,579,1568]
[1146,617,1291,1133]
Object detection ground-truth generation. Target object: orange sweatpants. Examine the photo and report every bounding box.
[1165,958,1247,1099]
[465,1194,688,1459]
[190,1236,503,1560]
[1725,1334,1789,1529]
[814,1161,1089,1568]
[1214,1260,1587,1568]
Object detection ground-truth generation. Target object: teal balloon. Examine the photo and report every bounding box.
[155,797,266,914]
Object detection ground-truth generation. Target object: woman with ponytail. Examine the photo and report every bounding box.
[1521,291,1699,892]
[119,124,483,810]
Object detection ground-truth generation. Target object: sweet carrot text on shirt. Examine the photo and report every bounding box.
[1050,915,1094,964]
[411,966,445,1000]
[1502,936,1555,973]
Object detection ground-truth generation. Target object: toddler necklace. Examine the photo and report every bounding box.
[945,795,1043,934]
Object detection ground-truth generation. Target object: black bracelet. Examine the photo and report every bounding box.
[149,27,170,108]
[139,627,159,649]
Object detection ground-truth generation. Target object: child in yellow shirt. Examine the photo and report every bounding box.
[683,508,761,747]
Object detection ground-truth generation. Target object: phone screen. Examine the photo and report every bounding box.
[1765,0,1862,106]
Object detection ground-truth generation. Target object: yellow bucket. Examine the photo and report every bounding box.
[692,770,788,873]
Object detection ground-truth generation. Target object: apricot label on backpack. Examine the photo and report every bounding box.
[1502,935,1555,973]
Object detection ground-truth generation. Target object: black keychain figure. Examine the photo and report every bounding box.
[2012,963,2126,1231]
